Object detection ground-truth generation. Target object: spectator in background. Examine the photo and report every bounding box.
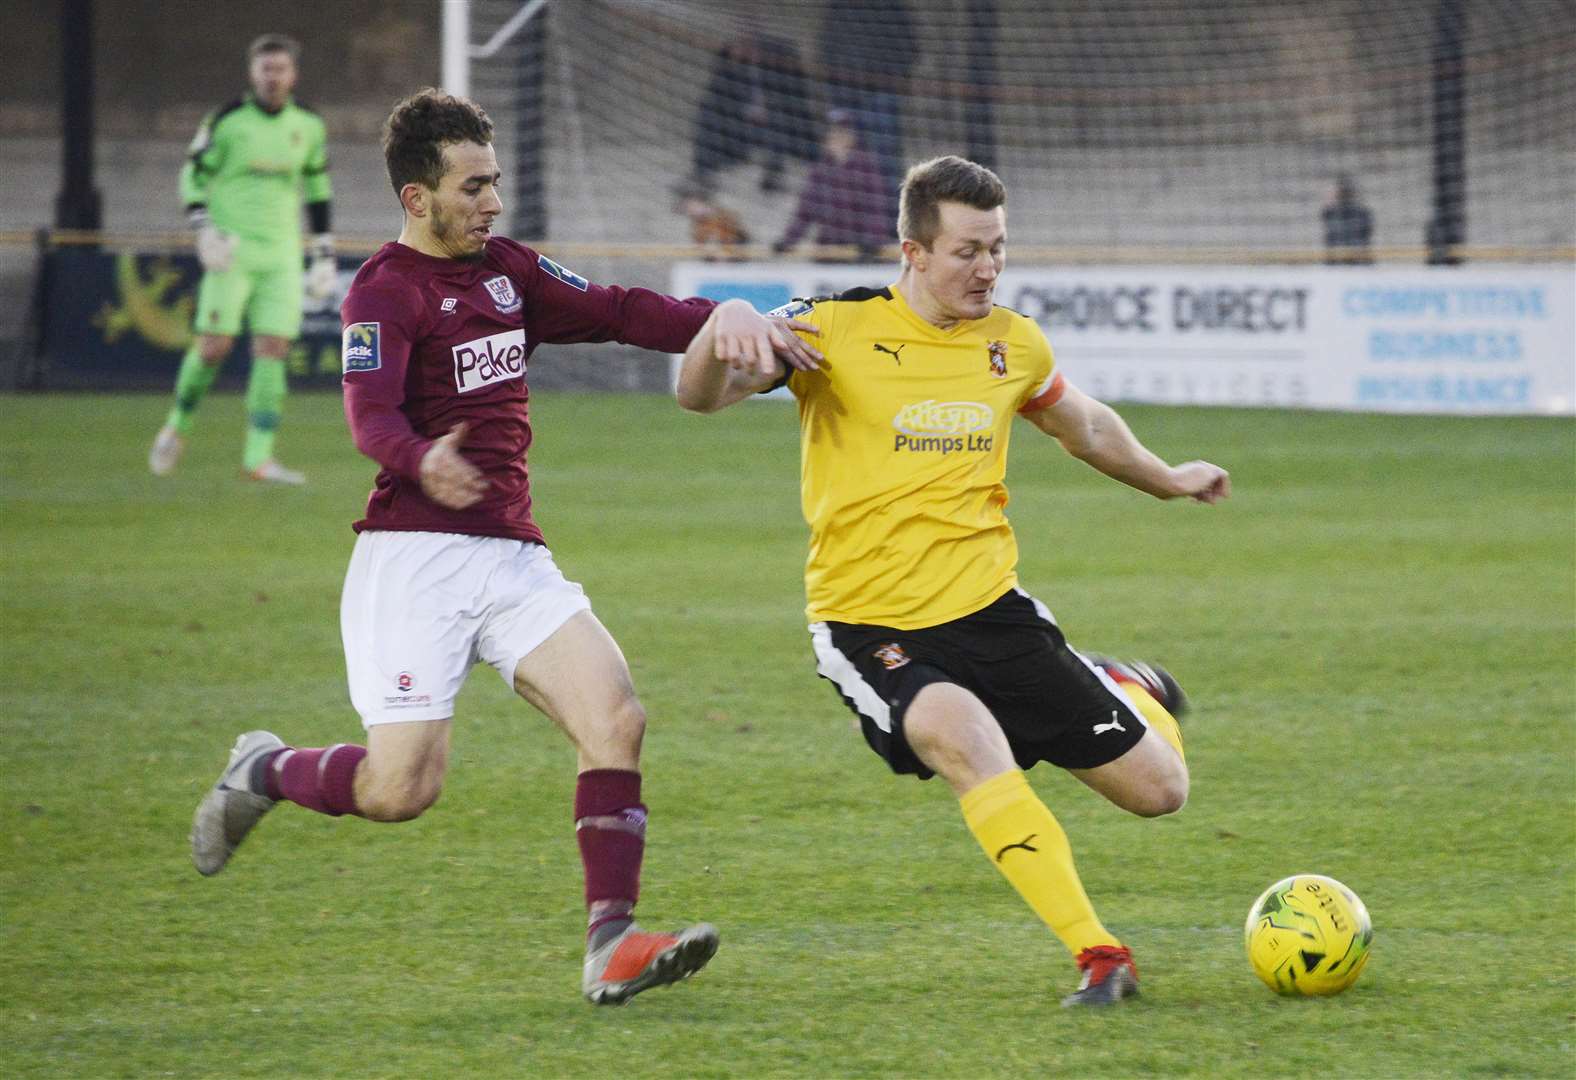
[675,182,751,262]
[686,34,818,196]
[818,0,918,219]
[1322,174,1375,264]
[774,110,891,262]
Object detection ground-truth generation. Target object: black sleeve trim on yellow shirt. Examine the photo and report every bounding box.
[830,286,892,303]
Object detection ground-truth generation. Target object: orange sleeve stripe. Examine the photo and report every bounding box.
[1018,371,1066,414]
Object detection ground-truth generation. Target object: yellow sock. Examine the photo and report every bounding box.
[960,769,1117,957]
[1117,681,1185,761]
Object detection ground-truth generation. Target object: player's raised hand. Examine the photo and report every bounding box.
[1168,460,1231,504]
[712,299,820,377]
[419,422,489,509]
[711,299,778,378]
[766,316,822,371]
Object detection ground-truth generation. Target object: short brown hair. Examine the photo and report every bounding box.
[248,33,301,63]
[898,156,1007,248]
[382,88,495,196]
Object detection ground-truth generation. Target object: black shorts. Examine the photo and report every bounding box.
[809,588,1149,778]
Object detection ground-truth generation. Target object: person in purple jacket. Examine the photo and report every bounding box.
[773,109,892,262]
[189,88,819,1005]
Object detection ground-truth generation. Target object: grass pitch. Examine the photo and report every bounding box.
[2,390,1572,1079]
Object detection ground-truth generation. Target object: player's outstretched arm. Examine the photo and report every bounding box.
[1025,381,1230,503]
[677,299,818,413]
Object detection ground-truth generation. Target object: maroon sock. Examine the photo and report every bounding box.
[267,744,367,817]
[575,769,646,935]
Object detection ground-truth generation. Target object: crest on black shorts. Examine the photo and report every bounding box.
[987,340,1008,378]
[874,642,911,670]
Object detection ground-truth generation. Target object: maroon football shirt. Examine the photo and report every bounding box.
[340,237,713,542]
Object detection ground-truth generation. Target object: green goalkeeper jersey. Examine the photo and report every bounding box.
[180,95,332,262]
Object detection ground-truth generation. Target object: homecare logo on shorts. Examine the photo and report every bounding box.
[453,329,527,393]
[383,670,431,710]
[892,399,995,453]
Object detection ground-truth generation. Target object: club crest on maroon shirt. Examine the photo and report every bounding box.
[484,275,522,314]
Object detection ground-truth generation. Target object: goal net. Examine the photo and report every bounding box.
[461,0,1573,261]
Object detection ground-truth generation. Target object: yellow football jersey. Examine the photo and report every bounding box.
[780,285,1064,629]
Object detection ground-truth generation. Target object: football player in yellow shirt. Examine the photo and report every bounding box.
[677,155,1229,1006]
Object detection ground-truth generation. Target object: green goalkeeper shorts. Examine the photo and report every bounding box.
[194,260,304,339]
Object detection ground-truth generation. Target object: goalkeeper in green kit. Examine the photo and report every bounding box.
[149,34,335,485]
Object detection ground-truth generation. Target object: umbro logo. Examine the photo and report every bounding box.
[873,342,905,365]
[440,297,458,313]
[1093,711,1127,735]
[994,834,1039,862]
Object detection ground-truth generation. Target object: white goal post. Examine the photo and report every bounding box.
[441,0,549,101]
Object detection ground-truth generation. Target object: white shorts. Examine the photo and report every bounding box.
[340,530,592,727]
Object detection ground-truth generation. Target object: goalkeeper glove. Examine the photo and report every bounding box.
[305,234,337,301]
[189,208,236,273]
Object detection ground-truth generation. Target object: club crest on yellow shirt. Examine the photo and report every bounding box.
[987,340,1008,378]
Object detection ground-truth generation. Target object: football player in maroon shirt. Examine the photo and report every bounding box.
[192,88,818,1005]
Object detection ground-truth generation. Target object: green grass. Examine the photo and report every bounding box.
[2,390,1573,1078]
